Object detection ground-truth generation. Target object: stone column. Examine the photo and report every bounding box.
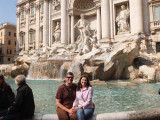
[68,15,71,44]
[101,0,110,39]
[61,0,67,44]
[71,15,75,44]
[130,0,143,34]
[16,10,20,52]
[43,0,49,46]
[109,0,114,39]
[35,4,40,49]
[25,7,29,51]
[97,6,101,40]
[48,1,51,47]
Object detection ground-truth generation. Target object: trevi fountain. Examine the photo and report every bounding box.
[2,0,160,119]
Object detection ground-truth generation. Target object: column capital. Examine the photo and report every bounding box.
[94,0,101,8]
[68,12,74,16]
[93,0,101,3]
[96,4,101,9]
[35,3,41,10]
[25,7,30,13]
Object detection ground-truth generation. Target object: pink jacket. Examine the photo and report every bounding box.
[73,86,94,109]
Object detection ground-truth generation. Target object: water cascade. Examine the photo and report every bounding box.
[27,60,65,79]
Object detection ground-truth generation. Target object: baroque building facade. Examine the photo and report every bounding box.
[16,0,160,56]
[0,23,17,64]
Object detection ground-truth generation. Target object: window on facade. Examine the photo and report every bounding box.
[154,5,160,21]
[29,32,34,43]
[0,58,2,62]
[8,58,10,62]
[8,32,11,36]
[10,49,12,54]
[156,42,160,52]
[20,35,24,45]
[7,49,12,54]
[14,33,16,37]
[8,40,11,45]
[0,49,2,55]
[21,10,25,19]
[30,7,35,16]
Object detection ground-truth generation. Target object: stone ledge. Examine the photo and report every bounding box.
[26,108,160,120]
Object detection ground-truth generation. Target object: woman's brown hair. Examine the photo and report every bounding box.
[77,74,92,90]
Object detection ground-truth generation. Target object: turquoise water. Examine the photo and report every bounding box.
[6,79,160,114]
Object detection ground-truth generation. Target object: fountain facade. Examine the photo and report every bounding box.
[5,0,158,82]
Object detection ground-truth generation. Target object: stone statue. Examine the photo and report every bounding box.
[74,14,90,43]
[52,0,60,10]
[140,39,147,53]
[92,30,99,50]
[53,22,61,43]
[116,5,130,33]
[76,27,92,54]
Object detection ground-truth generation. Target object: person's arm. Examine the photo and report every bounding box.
[72,92,83,112]
[9,90,24,113]
[72,90,78,107]
[56,99,73,114]
[0,86,15,108]
[6,86,15,106]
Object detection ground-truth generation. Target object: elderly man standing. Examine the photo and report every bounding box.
[56,72,77,120]
[0,75,35,120]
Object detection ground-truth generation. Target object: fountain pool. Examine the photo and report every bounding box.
[6,79,160,115]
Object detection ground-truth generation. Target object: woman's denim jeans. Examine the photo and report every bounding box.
[76,108,94,120]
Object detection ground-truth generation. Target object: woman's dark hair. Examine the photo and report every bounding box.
[0,74,9,89]
[0,74,4,81]
[77,74,92,90]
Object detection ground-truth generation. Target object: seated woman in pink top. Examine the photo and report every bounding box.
[72,74,94,120]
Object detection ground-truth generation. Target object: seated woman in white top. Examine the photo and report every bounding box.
[72,74,94,120]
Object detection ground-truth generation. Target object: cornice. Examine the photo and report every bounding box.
[16,0,29,7]
[149,0,160,4]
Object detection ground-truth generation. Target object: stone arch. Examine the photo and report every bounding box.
[73,0,96,10]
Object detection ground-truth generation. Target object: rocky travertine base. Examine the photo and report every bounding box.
[26,108,160,120]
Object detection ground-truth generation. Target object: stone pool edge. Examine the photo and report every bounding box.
[27,108,160,120]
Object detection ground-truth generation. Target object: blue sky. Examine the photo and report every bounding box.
[0,0,17,25]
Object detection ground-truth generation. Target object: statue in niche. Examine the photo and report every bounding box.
[74,14,91,43]
[116,5,130,34]
[53,22,61,43]
[52,0,60,10]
